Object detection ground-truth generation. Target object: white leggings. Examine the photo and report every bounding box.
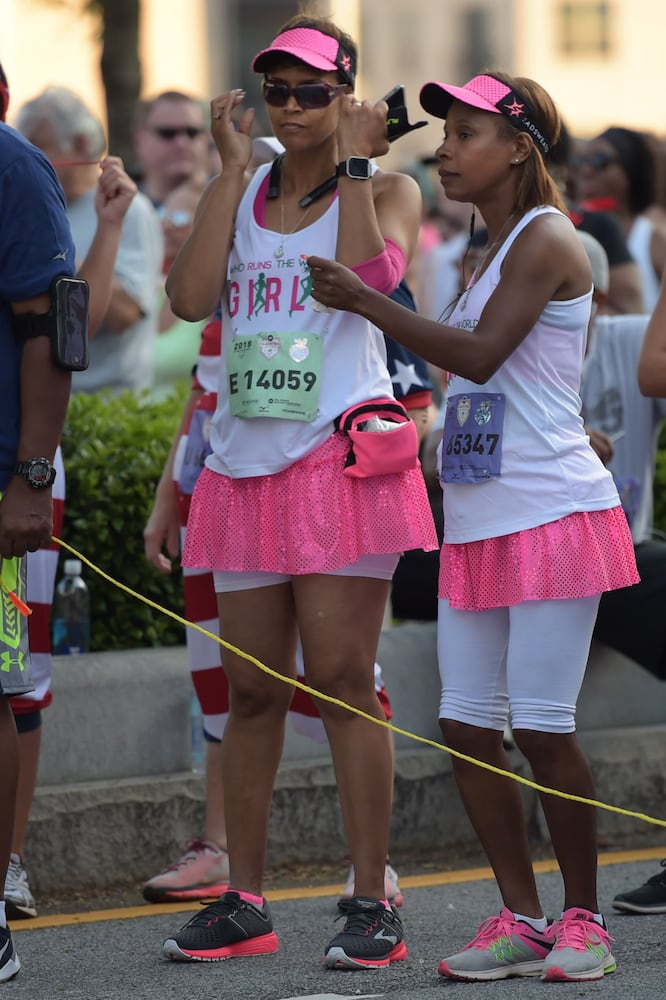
[437,595,601,734]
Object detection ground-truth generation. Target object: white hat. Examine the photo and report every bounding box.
[251,135,284,164]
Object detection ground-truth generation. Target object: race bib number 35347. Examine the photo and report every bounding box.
[440,392,505,483]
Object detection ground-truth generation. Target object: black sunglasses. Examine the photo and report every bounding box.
[150,126,205,141]
[262,80,348,110]
[575,151,619,171]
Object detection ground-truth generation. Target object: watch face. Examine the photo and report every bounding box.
[24,459,54,488]
[347,157,371,178]
[29,461,51,485]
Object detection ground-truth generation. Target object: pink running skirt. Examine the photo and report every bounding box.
[184,432,438,575]
[439,506,640,611]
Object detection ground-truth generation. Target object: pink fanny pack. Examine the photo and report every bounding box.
[334,397,420,478]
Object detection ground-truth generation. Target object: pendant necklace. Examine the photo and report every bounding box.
[458,211,518,311]
[274,182,314,259]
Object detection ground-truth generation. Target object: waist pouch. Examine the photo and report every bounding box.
[334,397,419,478]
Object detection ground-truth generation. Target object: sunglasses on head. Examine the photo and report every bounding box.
[575,151,619,171]
[262,80,348,110]
[150,126,204,141]
[157,207,193,228]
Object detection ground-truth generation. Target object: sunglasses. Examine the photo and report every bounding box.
[150,127,205,141]
[575,152,619,171]
[262,80,348,110]
[157,207,193,228]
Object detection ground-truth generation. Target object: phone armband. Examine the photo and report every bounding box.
[12,275,90,371]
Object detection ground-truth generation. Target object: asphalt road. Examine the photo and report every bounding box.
[9,851,666,999]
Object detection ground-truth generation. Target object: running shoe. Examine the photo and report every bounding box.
[142,839,229,903]
[542,907,616,982]
[340,861,404,907]
[612,859,666,914]
[163,890,279,962]
[324,895,407,969]
[437,907,551,981]
[0,925,20,982]
[3,854,37,919]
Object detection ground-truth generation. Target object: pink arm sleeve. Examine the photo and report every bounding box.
[348,238,407,295]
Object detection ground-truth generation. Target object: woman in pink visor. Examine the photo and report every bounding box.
[309,71,639,984]
[161,9,437,973]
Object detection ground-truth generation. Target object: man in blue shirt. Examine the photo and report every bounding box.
[0,119,76,982]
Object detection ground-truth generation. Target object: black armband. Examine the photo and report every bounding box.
[12,274,90,371]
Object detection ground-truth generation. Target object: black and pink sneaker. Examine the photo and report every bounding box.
[324,895,407,969]
[163,890,279,962]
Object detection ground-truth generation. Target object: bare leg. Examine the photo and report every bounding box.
[203,738,227,849]
[11,727,40,858]
[441,718,543,918]
[295,574,392,902]
[514,729,599,912]
[217,583,297,896]
[0,699,19,890]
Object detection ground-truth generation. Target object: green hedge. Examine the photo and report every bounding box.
[57,383,190,651]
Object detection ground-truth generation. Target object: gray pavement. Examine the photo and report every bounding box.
[9,854,666,999]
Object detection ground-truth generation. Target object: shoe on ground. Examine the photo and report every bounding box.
[163,889,279,962]
[0,925,20,982]
[542,907,616,982]
[612,859,666,914]
[437,907,551,981]
[324,895,407,969]
[142,839,229,903]
[340,861,404,907]
[3,854,37,920]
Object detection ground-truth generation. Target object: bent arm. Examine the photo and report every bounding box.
[638,272,666,396]
[309,215,589,383]
[166,168,246,321]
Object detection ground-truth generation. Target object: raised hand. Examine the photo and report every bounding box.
[94,156,137,225]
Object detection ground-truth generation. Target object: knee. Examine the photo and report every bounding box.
[439,717,479,755]
[511,727,572,766]
[230,679,292,721]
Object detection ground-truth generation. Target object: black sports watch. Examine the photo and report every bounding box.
[336,156,372,180]
[14,457,57,489]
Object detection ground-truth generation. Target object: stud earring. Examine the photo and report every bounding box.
[513,158,521,163]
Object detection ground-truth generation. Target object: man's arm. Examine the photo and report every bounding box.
[0,296,71,558]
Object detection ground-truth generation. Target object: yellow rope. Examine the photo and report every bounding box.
[53,535,666,829]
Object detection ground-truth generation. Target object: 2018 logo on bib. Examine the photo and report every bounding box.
[259,335,281,360]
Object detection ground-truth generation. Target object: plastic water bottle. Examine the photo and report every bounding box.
[52,559,90,655]
[190,691,205,774]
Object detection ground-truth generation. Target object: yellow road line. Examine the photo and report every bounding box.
[12,845,665,933]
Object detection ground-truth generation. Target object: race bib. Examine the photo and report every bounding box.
[226,330,322,421]
[178,408,214,496]
[440,392,506,483]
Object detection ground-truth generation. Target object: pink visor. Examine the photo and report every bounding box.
[252,27,356,88]
[419,74,551,156]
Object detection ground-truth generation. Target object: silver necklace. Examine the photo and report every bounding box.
[458,211,518,311]
[274,183,314,259]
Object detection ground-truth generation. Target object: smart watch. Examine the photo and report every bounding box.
[14,457,57,489]
[336,156,372,180]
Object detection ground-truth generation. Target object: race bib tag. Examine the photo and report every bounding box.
[440,392,505,483]
[227,330,322,421]
[178,408,213,496]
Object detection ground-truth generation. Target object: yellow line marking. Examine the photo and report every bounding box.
[12,845,666,933]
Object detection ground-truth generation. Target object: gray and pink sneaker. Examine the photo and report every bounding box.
[438,907,551,981]
[142,838,229,903]
[542,907,616,982]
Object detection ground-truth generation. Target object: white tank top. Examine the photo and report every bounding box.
[207,163,393,478]
[442,205,619,544]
